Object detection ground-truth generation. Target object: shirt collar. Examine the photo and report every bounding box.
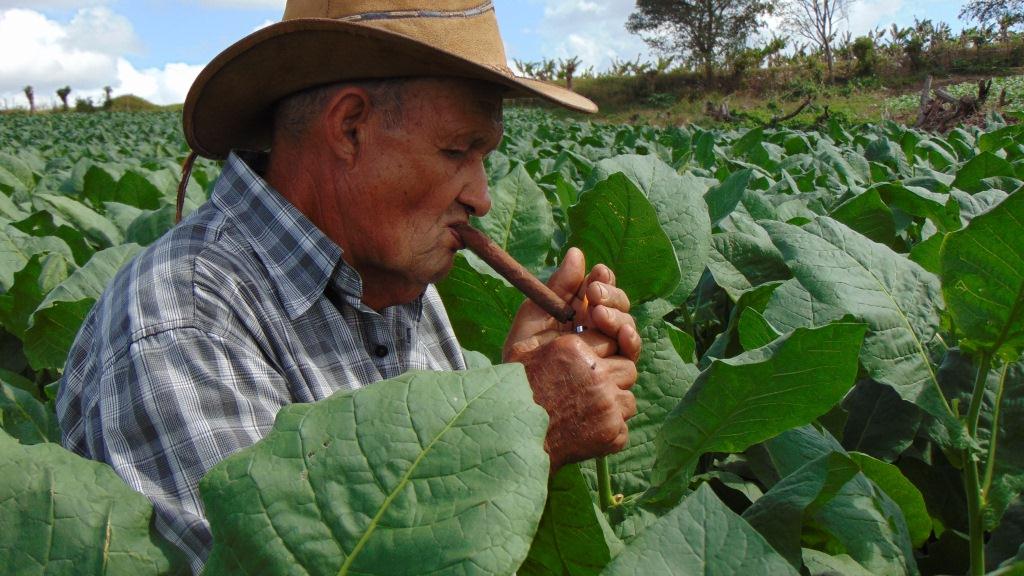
[210,151,346,320]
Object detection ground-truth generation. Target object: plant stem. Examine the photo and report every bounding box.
[597,456,615,510]
[982,362,1010,501]
[963,352,992,576]
[966,353,992,437]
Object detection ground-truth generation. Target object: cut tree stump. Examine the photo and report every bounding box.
[916,78,993,132]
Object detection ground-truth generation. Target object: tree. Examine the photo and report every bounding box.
[23,86,34,114]
[626,0,774,86]
[851,35,877,77]
[777,0,850,82]
[556,56,581,91]
[960,0,1024,40]
[103,86,113,109]
[56,86,71,111]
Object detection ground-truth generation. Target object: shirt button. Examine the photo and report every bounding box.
[374,345,389,358]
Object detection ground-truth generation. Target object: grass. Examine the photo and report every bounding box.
[573,67,1024,129]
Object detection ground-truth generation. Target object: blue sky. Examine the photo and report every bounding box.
[0,0,970,108]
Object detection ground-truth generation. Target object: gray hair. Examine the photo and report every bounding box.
[272,79,407,141]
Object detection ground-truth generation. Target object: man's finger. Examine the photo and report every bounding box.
[619,389,637,420]
[547,247,586,302]
[578,330,618,357]
[589,306,641,362]
[586,282,630,313]
[506,329,562,358]
[596,356,638,391]
[587,264,616,287]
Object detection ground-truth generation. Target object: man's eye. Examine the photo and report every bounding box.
[442,149,467,159]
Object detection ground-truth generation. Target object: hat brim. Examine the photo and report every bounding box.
[183,18,597,160]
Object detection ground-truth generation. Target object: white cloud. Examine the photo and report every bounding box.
[197,0,284,8]
[534,0,653,71]
[114,59,202,105]
[0,8,198,108]
[847,0,905,37]
[0,9,118,95]
[0,0,107,8]
[251,18,276,33]
[64,6,141,55]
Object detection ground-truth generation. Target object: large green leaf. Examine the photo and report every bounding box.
[592,307,699,499]
[472,164,556,274]
[829,188,898,248]
[601,484,797,576]
[706,225,791,301]
[0,431,189,575]
[568,173,680,303]
[0,225,74,291]
[872,183,961,233]
[587,155,712,303]
[801,549,875,576]
[24,244,143,372]
[0,151,35,191]
[436,253,523,364]
[200,364,550,575]
[841,379,922,462]
[940,189,1023,360]
[520,464,621,576]
[0,252,73,339]
[701,280,783,366]
[953,151,1017,193]
[113,170,164,210]
[11,210,95,266]
[34,194,122,249]
[0,379,59,445]
[738,308,782,351]
[989,501,1024,570]
[0,189,27,221]
[650,322,866,503]
[761,217,957,428]
[763,427,920,576]
[743,451,862,568]
[848,451,932,547]
[125,205,176,246]
[705,168,752,227]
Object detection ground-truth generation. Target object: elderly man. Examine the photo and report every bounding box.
[57,1,640,572]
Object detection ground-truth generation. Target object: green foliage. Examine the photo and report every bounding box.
[0,431,190,575]
[626,0,774,81]
[201,364,549,575]
[0,107,1022,575]
[853,36,879,76]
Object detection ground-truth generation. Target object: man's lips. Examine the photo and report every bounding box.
[447,222,468,250]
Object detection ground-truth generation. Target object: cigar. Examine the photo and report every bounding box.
[454,223,576,324]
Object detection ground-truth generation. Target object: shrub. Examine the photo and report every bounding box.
[852,36,878,77]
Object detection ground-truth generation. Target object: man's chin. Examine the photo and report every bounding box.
[428,257,456,285]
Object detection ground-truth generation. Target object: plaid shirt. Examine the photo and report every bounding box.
[56,152,466,573]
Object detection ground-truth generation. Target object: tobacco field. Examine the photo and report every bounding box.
[0,108,1021,575]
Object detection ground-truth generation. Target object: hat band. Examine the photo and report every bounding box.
[337,1,494,23]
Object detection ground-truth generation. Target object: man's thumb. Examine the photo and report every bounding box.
[546,247,586,302]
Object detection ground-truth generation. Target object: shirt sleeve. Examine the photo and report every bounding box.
[96,326,291,574]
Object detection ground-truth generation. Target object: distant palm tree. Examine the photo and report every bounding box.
[56,86,71,111]
[23,86,34,114]
[103,86,113,109]
[558,57,581,91]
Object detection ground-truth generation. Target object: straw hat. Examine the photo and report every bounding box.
[182,0,598,160]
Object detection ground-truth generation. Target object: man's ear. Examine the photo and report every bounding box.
[322,87,373,168]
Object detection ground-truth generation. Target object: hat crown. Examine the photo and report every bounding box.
[283,0,509,72]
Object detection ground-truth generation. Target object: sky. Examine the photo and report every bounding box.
[0,0,971,109]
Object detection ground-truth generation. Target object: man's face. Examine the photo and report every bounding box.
[338,79,503,308]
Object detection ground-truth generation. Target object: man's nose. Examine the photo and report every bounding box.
[460,160,492,217]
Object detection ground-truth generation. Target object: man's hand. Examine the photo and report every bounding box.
[503,248,641,473]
